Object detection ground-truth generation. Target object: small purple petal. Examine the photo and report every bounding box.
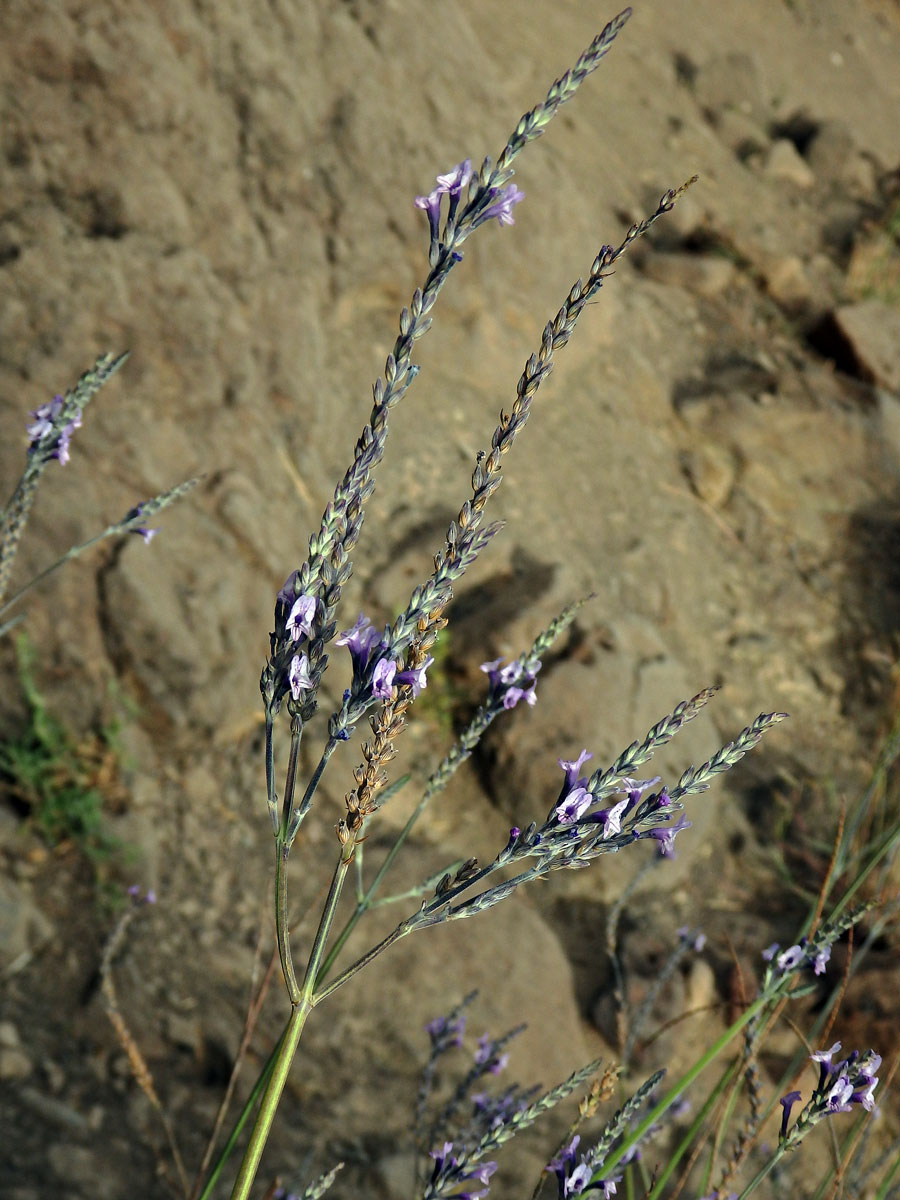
[286,594,317,641]
[288,653,313,700]
[555,785,592,825]
[479,183,525,227]
[371,657,397,699]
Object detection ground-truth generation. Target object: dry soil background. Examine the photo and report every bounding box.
[1,1,900,1197]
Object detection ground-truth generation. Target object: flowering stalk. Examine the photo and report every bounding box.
[258,8,635,734]
[1,353,127,611]
[729,1044,882,1200]
[0,475,200,634]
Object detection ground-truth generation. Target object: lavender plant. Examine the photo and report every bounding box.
[183,10,804,1199]
[6,6,891,1200]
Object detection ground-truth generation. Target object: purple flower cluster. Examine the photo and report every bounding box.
[479,656,540,710]
[27,393,83,465]
[415,159,525,256]
[552,751,683,851]
[426,1011,467,1051]
[779,1042,880,1144]
[762,937,831,977]
[271,575,320,702]
[337,613,433,703]
[474,1033,510,1077]
[548,1136,620,1198]
[427,1142,496,1200]
[123,500,159,545]
[415,159,473,247]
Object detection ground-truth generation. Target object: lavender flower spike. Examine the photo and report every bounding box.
[26,393,83,464]
[480,656,541,709]
[123,501,159,544]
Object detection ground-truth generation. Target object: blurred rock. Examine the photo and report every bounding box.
[692,52,767,124]
[642,252,736,298]
[833,300,900,392]
[806,120,879,199]
[680,443,736,509]
[0,875,53,973]
[764,254,815,316]
[764,139,816,189]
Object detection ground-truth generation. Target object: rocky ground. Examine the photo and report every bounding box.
[1,1,899,1197]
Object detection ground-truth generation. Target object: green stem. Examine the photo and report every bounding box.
[280,726,302,836]
[302,846,354,1002]
[227,1002,310,1200]
[275,841,301,1003]
[264,715,277,834]
[645,1057,740,1200]
[313,921,409,1005]
[289,737,338,842]
[194,1026,283,1200]
[314,789,429,984]
[228,845,357,1196]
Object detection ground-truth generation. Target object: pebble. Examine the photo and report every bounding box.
[0,874,54,974]
[681,444,737,509]
[764,254,815,315]
[764,139,816,189]
[0,1042,32,1080]
[834,300,900,392]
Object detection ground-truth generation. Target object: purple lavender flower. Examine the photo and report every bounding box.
[285,593,317,642]
[288,653,313,700]
[26,395,63,443]
[426,1013,467,1048]
[778,1090,803,1138]
[556,785,592,825]
[336,613,385,668]
[396,654,434,697]
[27,393,83,464]
[474,1034,509,1075]
[645,812,691,858]
[336,613,434,702]
[780,1044,881,1147]
[776,943,807,971]
[480,657,541,709]
[547,1135,618,1198]
[548,1136,581,1194]
[415,158,473,246]
[765,937,832,979]
[435,160,474,196]
[123,501,159,543]
[475,183,525,228]
[372,657,397,699]
[677,926,707,952]
[811,1042,842,1071]
[554,750,593,825]
[811,943,831,975]
[428,1142,496,1200]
